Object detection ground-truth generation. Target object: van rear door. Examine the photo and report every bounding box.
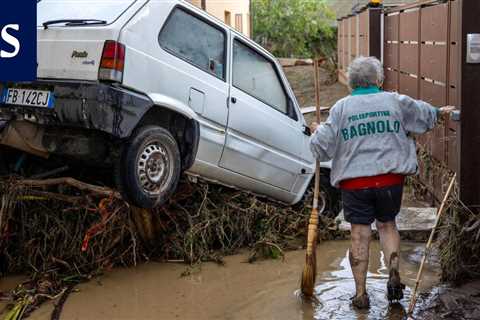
[36,0,139,81]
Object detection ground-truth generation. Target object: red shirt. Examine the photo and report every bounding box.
[340,174,405,190]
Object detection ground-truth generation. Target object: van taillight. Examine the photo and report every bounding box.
[98,40,125,82]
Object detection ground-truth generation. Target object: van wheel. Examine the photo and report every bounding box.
[116,126,181,208]
[318,172,341,219]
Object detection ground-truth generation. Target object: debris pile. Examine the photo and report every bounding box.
[0,175,342,318]
[438,189,480,283]
[416,282,480,320]
[408,149,480,283]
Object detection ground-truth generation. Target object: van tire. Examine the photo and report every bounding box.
[116,126,181,208]
[318,171,341,219]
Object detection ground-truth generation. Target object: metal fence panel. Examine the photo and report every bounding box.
[449,43,460,89]
[449,87,459,107]
[338,21,344,70]
[449,0,462,107]
[421,3,449,42]
[383,68,398,91]
[431,124,446,163]
[385,43,399,69]
[385,14,399,41]
[450,0,461,43]
[420,44,448,82]
[348,18,353,67]
[399,10,419,41]
[399,73,419,98]
[447,119,459,172]
[359,11,369,35]
[420,80,447,106]
[400,44,419,74]
[350,17,357,59]
[344,52,350,70]
[359,11,369,56]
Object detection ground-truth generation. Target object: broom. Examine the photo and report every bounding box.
[301,59,322,297]
[407,173,457,317]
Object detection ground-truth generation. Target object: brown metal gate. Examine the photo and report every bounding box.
[382,0,462,199]
[337,0,468,202]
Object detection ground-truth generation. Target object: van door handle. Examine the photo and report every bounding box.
[231,97,237,104]
[303,125,311,136]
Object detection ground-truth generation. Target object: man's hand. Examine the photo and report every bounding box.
[310,122,319,134]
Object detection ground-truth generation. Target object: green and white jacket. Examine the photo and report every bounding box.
[310,87,439,187]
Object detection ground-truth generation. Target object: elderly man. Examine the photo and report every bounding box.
[310,56,454,308]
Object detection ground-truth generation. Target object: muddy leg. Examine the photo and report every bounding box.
[376,220,404,301]
[376,221,400,272]
[350,224,372,298]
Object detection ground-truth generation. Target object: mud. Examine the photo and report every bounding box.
[283,65,349,109]
[10,240,439,320]
[415,281,480,320]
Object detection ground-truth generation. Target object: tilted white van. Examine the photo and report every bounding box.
[0,0,338,212]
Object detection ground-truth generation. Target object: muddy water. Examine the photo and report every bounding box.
[24,240,439,320]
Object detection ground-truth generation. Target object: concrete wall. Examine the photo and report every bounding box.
[187,0,251,37]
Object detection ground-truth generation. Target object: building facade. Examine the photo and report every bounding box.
[188,0,251,37]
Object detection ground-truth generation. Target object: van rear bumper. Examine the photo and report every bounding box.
[0,80,153,138]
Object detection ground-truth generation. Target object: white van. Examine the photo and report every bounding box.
[0,0,338,211]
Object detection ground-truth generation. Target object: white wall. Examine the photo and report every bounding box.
[206,0,251,37]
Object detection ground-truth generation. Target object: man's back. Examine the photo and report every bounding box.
[311,89,438,187]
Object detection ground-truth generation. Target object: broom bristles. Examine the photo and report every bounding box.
[301,208,319,297]
[301,251,317,296]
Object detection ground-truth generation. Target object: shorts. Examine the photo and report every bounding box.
[342,184,403,225]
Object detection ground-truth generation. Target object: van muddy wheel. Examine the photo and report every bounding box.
[116,126,181,208]
[318,172,341,219]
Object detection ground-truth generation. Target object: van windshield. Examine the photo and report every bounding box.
[37,0,137,26]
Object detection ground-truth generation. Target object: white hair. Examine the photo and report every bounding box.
[347,56,384,89]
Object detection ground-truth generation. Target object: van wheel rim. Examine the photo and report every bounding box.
[137,142,171,195]
[317,191,327,216]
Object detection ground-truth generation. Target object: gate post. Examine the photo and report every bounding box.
[460,0,480,208]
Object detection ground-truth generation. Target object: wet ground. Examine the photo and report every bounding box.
[283,65,349,109]
[416,281,480,320]
[7,240,439,320]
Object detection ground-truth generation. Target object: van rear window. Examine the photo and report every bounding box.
[37,0,137,26]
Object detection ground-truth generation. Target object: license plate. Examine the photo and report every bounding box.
[0,88,54,108]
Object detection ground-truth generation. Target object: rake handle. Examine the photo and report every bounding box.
[407,173,457,316]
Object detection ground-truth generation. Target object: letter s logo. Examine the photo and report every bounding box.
[0,24,20,58]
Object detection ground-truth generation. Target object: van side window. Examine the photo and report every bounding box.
[232,40,287,114]
[159,8,226,80]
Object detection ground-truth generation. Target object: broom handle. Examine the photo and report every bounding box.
[312,59,321,210]
[306,59,321,256]
[407,173,457,315]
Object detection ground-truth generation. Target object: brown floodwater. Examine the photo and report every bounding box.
[5,240,439,320]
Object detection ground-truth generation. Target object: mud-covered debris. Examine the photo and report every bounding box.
[0,176,344,318]
[415,282,480,320]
